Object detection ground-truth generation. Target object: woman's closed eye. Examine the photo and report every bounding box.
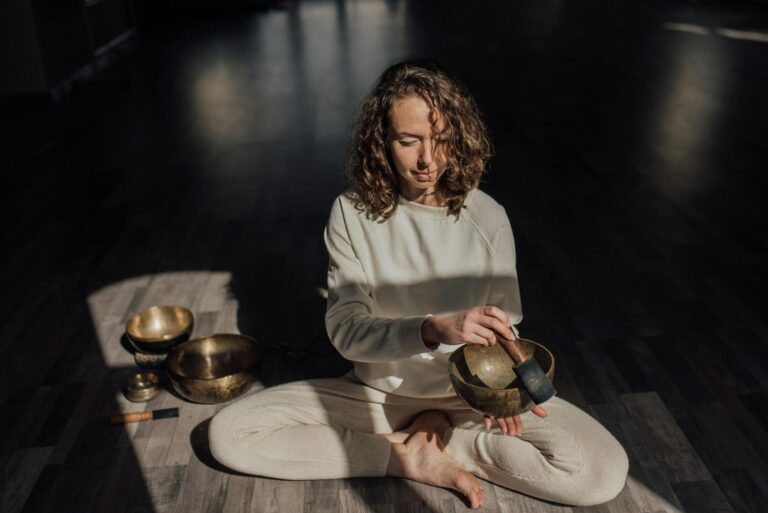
[398,137,446,148]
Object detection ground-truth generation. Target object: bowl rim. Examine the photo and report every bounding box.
[447,338,554,393]
[125,305,194,343]
[166,332,259,381]
[125,370,161,387]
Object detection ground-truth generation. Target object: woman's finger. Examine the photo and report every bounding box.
[477,316,516,341]
[467,333,491,347]
[484,416,492,430]
[483,306,510,327]
[512,415,523,435]
[496,416,509,435]
[473,325,497,346]
[532,405,548,418]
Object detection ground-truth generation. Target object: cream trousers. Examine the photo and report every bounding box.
[209,375,628,507]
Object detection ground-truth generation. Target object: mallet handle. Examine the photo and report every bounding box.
[110,411,153,424]
[498,337,528,364]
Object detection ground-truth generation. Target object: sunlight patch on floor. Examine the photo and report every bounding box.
[664,22,768,43]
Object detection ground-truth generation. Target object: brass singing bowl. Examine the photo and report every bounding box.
[123,371,161,403]
[448,339,555,417]
[166,334,259,404]
[125,305,194,354]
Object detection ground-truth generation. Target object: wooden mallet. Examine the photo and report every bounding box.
[497,336,556,405]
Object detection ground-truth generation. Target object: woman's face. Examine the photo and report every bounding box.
[387,95,448,202]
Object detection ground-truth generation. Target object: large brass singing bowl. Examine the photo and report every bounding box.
[125,305,194,354]
[448,339,555,417]
[166,334,259,404]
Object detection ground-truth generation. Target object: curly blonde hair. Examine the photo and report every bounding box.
[347,59,493,219]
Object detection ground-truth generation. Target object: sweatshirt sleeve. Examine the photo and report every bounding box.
[487,211,524,336]
[323,198,432,363]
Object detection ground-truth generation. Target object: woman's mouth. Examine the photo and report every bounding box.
[413,171,435,181]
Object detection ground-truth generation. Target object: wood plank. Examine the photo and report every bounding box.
[675,402,766,473]
[624,473,683,513]
[16,460,121,513]
[571,482,640,513]
[250,478,306,513]
[339,486,396,513]
[87,276,149,336]
[132,390,186,467]
[62,370,136,470]
[39,331,91,387]
[599,338,654,394]
[163,401,218,467]
[401,479,466,513]
[0,387,38,462]
[171,455,230,513]
[499,490,573,513]
[720,329,768,391]
[47,373,108,464]
[32,383,87,447]
[85,442,144,513]
[620,392,711,483]
[125,465,187,513]
[739,392,768,436]
[303,478,341,513]
[713,468,768,513]
[624,338,698,409]
[340,477,389,509]
[575,339,626,401]
[0,448,53,513]
[214,298,241,334]
[196,272,233,314]
[671,480,735,513]
[219,473,256,513]
[192,311,219,339]
[643,336,716,405]
[553,340,608,405]
[17,464,71,513]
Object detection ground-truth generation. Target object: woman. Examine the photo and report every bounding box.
[210,60,628,509]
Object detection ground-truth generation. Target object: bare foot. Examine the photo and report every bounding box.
[380,410,451,445]
[386,411,485,509]
[402,409,452,440]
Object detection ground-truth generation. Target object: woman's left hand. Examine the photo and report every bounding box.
[484,405,548,435]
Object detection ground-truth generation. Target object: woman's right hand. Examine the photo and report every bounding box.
[421,306,517,347]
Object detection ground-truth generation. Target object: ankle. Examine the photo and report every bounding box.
[380,431,409,444]
[385,442,407,477]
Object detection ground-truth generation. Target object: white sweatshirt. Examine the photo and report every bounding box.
[324,188,523,398]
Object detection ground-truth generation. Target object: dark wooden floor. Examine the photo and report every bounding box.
[2,1,768,512]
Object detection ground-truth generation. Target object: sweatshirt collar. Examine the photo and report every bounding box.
[396,189,474,220]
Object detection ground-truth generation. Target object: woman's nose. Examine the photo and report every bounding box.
[419,142,433,168]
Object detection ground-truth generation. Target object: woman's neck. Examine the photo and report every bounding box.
[400,187,445,207]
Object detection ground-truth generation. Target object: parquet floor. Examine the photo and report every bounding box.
[1,1,767,512]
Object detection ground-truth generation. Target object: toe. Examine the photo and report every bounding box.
[471,487,484,509]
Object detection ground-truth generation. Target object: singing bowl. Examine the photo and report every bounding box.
[448,339,555,417]
[123,371,161,403]
[125,305,194,354]
[166,334,259,404]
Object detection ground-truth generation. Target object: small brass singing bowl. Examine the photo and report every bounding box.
[123,371,161,402]
[125,305,194,354]
[166,334,259,404]
[448,339,555,418]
